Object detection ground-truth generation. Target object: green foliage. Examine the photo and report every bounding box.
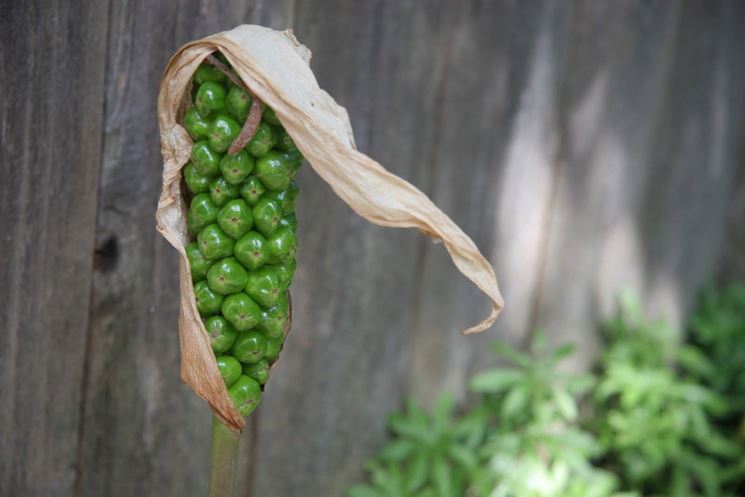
[346,398,490,497]
[347,284,745,497]
[593,291,742,496]
[684,284,745,421]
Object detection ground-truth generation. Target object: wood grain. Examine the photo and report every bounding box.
[73,2,269,496]
[0,2,109,496]
[249,1,438,495]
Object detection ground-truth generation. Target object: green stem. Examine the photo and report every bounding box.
[208,416,241,497]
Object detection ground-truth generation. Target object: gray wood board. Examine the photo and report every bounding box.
[0,2,109,496]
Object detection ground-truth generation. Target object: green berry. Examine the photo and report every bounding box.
[243,360,269,385]
[234,231,270,270]
[194,63,227,84]
[273,260,296,291]
[276,128,297,152]
[262,106,281,125]
[255,150,295,191]
[195,81,227,116]
[264,334,285,363]
[186,242,212,282]
[208,114,241,153]
[217,199,253,240]
[266,228,297,264]
[278,213,297,231]
[285,150,304,171]
[245,266,282,308]
[258,303,289,339]
[209,176,240,207]
[221,292,262,331]
[226,86,252,121]
[183,163,211,194]
[207,257,249,295]
[187,193,219,235]
[229,375,262,417]
[239,176,266,206]
[197,224,234,260]
[247,122,277,157]
[216,355,242,387]
[266,181,298,216]
[252,197,282,237]
[191,141,222,176]
[220,150,254,185]
[194,280,224,317]
[184,108,211,140]
[205,315,238,353]
[231,330,268,364]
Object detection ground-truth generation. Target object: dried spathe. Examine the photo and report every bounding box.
[157,25,503,431]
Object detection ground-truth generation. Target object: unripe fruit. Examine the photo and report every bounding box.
[239,176,266,206]
[234,231,269,271]
[276,128,297,152]
[186,242,212,282]
[217,199,253,239]
[209,177,240,207]
[266,181,299,216]
[207,257,249,295]
[194,64,227,84]
[184,163,211,194]
[191,141,222,176]
[247,122,277,157]
[220,150,254,185]
[209,114,242,153]
[255,150,294,191]
[226,85,252,121]
[231,330,267,364]
[262,106,281,125]
[194,280,224,317]
[197,224,234,260]
[252,197,282,237]
[185,108,211,140]
[229,375,262,416]
[216,355,242,387]
[195,81,227,116]
[267,227,297,264]
[221,292,262,331]
[188,194,219,235]
[205,315,238,353]
[245,266,282,308]
[243,360,270,385]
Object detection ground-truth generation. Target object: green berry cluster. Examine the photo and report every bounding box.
[182,57,302,417]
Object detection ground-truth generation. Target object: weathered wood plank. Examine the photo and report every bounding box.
[534,0,745,368]
[73,2,289,497]
[405,0,571,406]
[0,2,109,496]
[249,1,459,495]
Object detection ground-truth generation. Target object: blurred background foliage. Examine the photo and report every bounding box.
[347,283,745,497]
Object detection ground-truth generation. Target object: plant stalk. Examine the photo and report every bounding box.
[208,415,241,497]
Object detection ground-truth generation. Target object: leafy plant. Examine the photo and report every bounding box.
[347,284,745,497]
[346,397,490,497]
[473,335,624,497]
[682,284,745,425]
[593,290,742,496]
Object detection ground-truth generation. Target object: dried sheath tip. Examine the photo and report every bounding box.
[228,95,263,155]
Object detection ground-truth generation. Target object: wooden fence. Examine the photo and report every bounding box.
[2,1,744,496]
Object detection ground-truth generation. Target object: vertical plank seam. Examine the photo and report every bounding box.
[73,1,113,495]
[403,0,464,383]
[524,3,576,346]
